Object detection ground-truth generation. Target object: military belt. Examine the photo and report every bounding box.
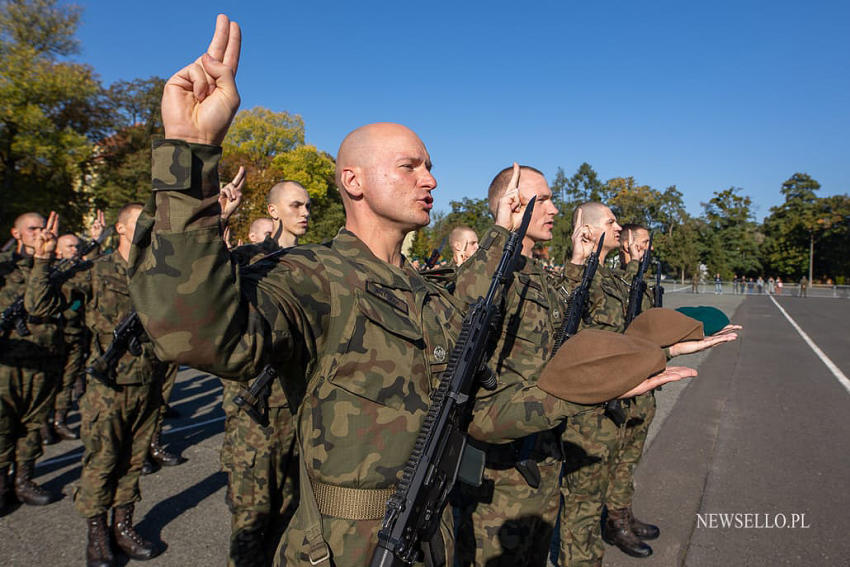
[310,479,395,520]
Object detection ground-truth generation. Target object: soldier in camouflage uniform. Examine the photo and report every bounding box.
[220,178,310,567]
[128,17,699,567]
[451,165,567,567]
[46,233,89,442]
[558,205,738,565]
[75,204,165,567]
[448,225,479,267]
[600,223,661,556]
[0,211,63,513]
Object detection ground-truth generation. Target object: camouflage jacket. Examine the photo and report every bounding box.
[448,226,587,445]
[228,236,290,408]
[563,262,630,333]
[0,250,64,361]
[59,260,93,338]
[85,252,157,386]
[130,141,588,564]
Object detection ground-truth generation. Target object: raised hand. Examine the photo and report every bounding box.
[219,166,246,223]
[494,163,526,231]
[570,207,596,265]
[162,14,242,145]
[89,209,106,241]
[34,211,59,259]
[620,365,698,398]
[627,231,644,262]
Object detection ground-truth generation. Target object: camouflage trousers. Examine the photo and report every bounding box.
[558,406,624,567]
[221,382,298,567]
[0,357,57,469]
[152,363,178,439]
[51,335,86,413]
[455,436,561,567]
[605,392,656,510]
[74,378,160,518]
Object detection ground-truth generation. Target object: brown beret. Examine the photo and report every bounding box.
[538,329,666,404]
[624,308,704,347]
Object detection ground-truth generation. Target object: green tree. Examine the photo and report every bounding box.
[0,0,106,234]
[701,187,761,278]
[761,173,822,279]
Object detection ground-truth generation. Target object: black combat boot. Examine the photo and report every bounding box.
[14,461,53,506]
[140,456,157,476]
[627,507,660,540]
[40,420,59,445]
[149,430,185,467]
[602,507,652,558]
[53,409,80,440]
[0,467,11,516]
[86,513,115,567]
[113,503,162,560]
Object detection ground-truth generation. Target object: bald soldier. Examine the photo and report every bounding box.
[267,181,311,248]
[558,203,738,565]
[1,212,63,513]
[248,218,275,244]
[129,15,700,566]
[449,225,479,266]
[218,180,311,567]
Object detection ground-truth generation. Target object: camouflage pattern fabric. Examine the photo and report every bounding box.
[0,252,63,469]
[221,382,298,567]
[54,266,91,412]
[130,141,582,567]
[555,260,657,566]
[604,389,656,510]
[73,251,162,518]
[450,226,572,567]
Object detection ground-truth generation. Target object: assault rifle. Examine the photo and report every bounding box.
[423,237,448,269]
[370,197,537,567]
[624,232,653,326]
[233,365,278,427]
[607,233,653,426]
[85,311,144,388]
[0,227,112,337]
[514,234,605,487]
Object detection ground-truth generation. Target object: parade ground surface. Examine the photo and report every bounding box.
[2,291,849,566]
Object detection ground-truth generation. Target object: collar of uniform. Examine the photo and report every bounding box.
[332,228,423,293]
[107,251,129,272]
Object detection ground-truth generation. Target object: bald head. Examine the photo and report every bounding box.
[56,233,81,260]
[248,217,274,243]
[117,203,143,226]
[572,202,609,228]
[267,181,310,244]
[11,212,46,255]
[449,226,479,266]
[336,123,430,192]
[268,181,308,208]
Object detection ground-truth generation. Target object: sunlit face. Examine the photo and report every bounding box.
[361,128,436,231]
[11,213,45,255]
[519,171,559,243]
[269,184,311,238]
[56,234,81,259]
[587,206,621,253]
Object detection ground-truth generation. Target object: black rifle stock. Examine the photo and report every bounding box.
[233,365,278,427]
[654,260,664,307]
[370,197,537,567]
[423,237,448,269]
[85,311,144,388]
[514,235,605,484]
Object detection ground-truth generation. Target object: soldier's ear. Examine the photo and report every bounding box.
[267,203,279,220]
[339,166,363,199]
[10,227,20,240]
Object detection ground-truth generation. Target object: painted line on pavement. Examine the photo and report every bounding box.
[35,415,226,470]
[770,295,850,395]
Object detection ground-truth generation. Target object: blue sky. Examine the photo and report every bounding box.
[74,1,849,221]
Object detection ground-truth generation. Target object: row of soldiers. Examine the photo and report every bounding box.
[2,14,739,567]
[128,14,737,567]
[0,205,187,565]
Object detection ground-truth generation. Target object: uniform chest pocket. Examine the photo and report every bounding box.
[328,287,428,410]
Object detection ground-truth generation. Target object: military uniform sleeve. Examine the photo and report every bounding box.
[24,258,62,317]
[129,139,328,379]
